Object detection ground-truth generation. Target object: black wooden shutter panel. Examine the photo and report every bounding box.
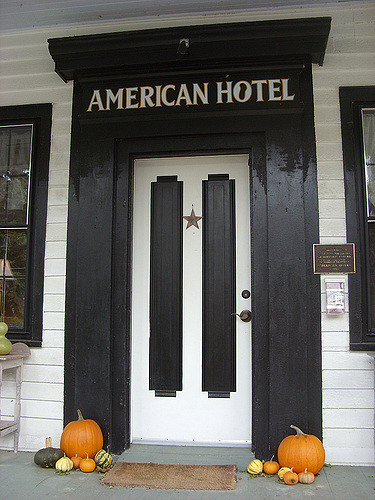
[202,174,236,395]
[149,175,183,395]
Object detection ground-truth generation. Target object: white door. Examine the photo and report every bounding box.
[131,155,251,446]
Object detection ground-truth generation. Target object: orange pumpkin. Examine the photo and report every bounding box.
[263,455,280,475]
[278,425,325,474]
[283,468,298,485]
[298,468,315,484]
[71,454,82,468]
[79,453,96,473]
[60,409,103,459]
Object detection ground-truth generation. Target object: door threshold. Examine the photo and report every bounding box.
[131,438,251,447]
[119,443,254,470]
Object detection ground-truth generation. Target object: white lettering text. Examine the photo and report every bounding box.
[126,87,139,109]
[140,86,155,108]
[216,81,233,104]
[161,84,175,106]
[106,88,123,110]
[233,80,252,103]
[268,79,282,101]
[87,90,104,111]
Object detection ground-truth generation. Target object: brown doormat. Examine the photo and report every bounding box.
[101,461,237,490]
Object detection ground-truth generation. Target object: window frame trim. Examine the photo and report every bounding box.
[0,104,52,347]
[340,86,375,351]
[361,107,375,221]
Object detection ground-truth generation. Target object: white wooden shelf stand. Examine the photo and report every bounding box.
[0,344,30,453]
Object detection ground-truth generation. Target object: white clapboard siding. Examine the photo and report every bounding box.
[323,352,374,371]
[319,199,346,219]
[19,365,64,384]
[317,179,345,199]
[324,428,374,448]
[320,236,347,245]
[0,25,71,452]
[324,408,374,429]
[1,382,63,401]
[322,331,350,350]
[44,276,66,295]
[1,399,63,421]
[324,447,374,465]
[0,417,64,452]
[0,2,374,465]
[318,12,375,453]
[323,370,374,390]
[44,259,67,277]
[44,241,67,260]
[324,389,374,409]
[321,313,349,333]
[45,206,68,224]
[42,330,64,348]
[317,160,345,180]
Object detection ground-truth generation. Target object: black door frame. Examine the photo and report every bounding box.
[114,134,264,450]
[65,107,321,459]
[49,17,330,458]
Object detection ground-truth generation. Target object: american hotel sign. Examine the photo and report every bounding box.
[85,76,297,113]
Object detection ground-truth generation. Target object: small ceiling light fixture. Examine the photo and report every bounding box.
[177,38,189,55]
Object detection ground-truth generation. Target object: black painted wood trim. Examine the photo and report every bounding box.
[63,83,80,437]
[155,390,176,397]
[202,174,236,393]
[54,15,329,454]
[110,139,133,452]
[340,85,375,350]
[0,104,52,347]
[65,111,321,457]
[150,176,183,392]
[208,392,230,398]
[64,91,114,445]
[249,143,270,458]
[300,64,323,439]
[267,124,314,453]
[63,62,321,459]
[48,17,331,82]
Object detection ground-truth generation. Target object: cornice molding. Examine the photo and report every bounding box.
[48,17,331,82]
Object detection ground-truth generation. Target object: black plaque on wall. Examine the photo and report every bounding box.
[313,243,356,274]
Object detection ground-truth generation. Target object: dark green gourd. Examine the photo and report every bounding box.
[34,437,64,468]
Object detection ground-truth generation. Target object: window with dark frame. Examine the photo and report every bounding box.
[362,109,375,330]
[0,104,52,347]
[340,86,375,351]
[0,125,32,330]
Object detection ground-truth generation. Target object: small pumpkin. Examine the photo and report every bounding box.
[55,454,74,473]
[34,437,64,468]
[278,467,291,480]
[283,467,298,485]
[95,449,113,469]
[298,468,315,484]
[278,425,325,474]
[263,455,280,475]
[247,458,263,475]
[71,454,82,469]
[80,452,96,473]
[60,409,103,459]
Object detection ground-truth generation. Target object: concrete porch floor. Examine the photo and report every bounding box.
[0,444,374,499]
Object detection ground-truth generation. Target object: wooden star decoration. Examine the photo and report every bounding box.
[183,207,202,229]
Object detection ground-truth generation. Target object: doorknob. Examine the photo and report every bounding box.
[232,309,251,322]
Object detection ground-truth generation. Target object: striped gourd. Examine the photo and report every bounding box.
[94,449,113,469]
